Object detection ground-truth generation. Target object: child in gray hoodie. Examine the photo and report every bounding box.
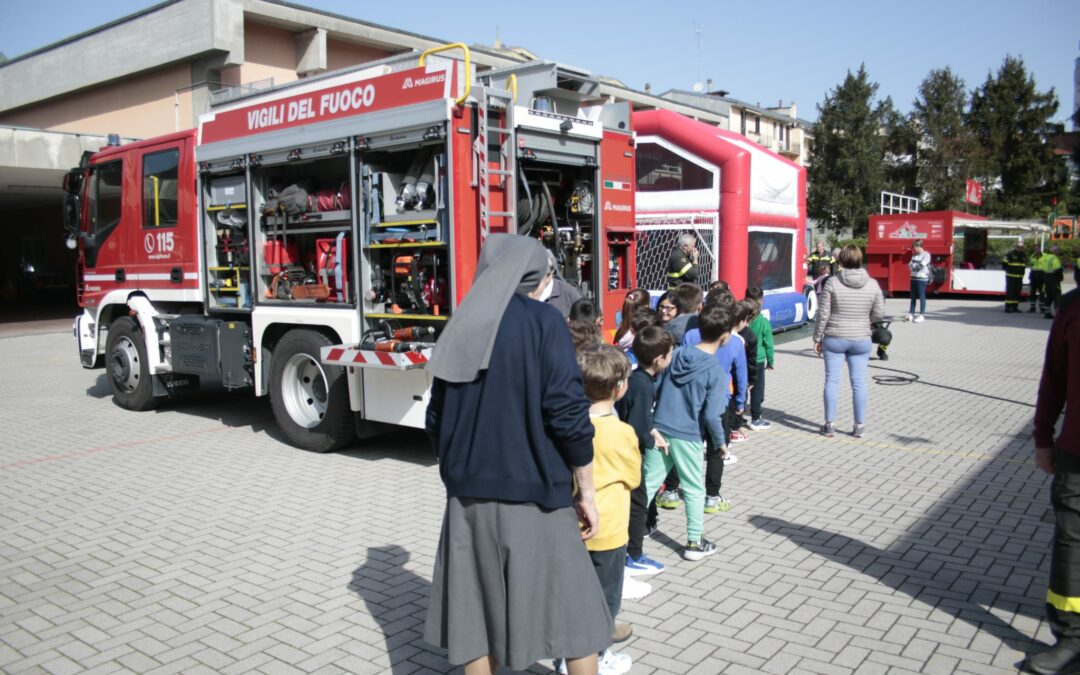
[643,303,730,561]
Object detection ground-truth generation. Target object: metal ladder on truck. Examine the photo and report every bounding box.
[475,75,518,244]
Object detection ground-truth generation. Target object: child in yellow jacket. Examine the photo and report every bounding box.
[572,344,640,672]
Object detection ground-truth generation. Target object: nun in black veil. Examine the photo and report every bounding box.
[423,234,611,675]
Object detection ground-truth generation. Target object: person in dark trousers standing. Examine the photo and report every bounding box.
[667,233,700,290]
[1043,246,1065,319]
[1003,241,1027,313]
[1028,289,1080,674]
[616,326,673,579]
[904,240,931,322]
[745,287,775,430]
[1030,244,1045,313]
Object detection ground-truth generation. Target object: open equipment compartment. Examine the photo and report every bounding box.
[360,132,450,330]
[516,160,598,299]
[203,170,252,309]
[250,141,356,305]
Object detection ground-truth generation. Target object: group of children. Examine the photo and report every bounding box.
[558,282,776,674]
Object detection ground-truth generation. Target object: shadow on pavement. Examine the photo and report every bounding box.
[349,545,436,675]
[747,514,1039,655]
[87,372,438,463]
[338,429,437,468]
[770,411,821,434]
[775,349,1036,409]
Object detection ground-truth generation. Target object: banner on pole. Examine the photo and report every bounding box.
[965,179,983,206]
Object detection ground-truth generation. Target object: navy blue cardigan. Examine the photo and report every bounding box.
[425,294,594,510]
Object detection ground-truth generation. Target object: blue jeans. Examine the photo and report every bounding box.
[823,337,873,424]
[909,279,927,315]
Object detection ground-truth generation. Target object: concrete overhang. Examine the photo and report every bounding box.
[0,128,137,208]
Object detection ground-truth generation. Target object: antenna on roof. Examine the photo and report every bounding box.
[694,22,702,86]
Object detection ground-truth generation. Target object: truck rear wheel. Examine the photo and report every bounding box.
[269,329,354,453]
[803,284,819,321]
[106,317,156,411]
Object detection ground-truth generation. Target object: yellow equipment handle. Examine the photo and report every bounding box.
[151,175,160,226]
[418,42,471,105]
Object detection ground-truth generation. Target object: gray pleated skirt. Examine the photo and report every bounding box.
[424,497,613,670]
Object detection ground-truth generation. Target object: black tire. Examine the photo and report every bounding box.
[105,317,156,411]
[268,329,354,453]
[803,284,818,322]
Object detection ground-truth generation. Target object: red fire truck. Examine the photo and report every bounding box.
[62,45,636,451]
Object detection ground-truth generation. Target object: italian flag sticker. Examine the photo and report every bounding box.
[603,180,630,191]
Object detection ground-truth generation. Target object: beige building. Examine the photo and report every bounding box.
[660,89,813,166]
[0,0,794,308]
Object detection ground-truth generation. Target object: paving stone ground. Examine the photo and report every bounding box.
[0,296,1062,674]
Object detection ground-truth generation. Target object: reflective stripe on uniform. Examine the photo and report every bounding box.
[1048,589,1080,613]
[668,262,693,278]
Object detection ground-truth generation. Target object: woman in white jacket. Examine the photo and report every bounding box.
[905,240,931,322]
[813,245,886,439]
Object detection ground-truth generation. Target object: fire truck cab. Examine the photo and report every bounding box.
[63,45,636,452]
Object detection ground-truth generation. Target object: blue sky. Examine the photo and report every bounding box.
[2,0,1078,124]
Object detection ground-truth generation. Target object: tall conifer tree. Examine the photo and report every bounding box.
[807,65,887,235]
[967,56,1064,218]
[912,68,975,211]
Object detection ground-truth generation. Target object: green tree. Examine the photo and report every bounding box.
[881,96,918,198]
[807,65,888,235]
[967,56,1065,219]
[911,67,975,211]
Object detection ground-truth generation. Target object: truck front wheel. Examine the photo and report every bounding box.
[106,317,156,411]
[269,329,354,453]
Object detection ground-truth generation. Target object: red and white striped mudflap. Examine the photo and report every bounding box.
[320,345,431,370]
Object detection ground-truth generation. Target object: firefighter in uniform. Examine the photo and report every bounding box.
[1003,241,1027,313]
[1030,245,1045,313]
[1042,246,1064,319]
[807,241,835,281]
[1030,288,1080,674]
[667,233,700,289]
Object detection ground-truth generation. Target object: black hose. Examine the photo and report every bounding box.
[541,181,563,262]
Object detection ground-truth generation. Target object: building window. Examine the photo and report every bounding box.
[635,142,714,191]
[748,230,793,291]
[754,116,760,134]
[92,161,123,235]
[143,149,180,228]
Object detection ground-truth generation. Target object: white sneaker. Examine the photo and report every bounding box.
[903,314,913,322]
[621,575,652,600]
[554,658,569,675]
[599,649,633,675]
[914,314,925,323]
